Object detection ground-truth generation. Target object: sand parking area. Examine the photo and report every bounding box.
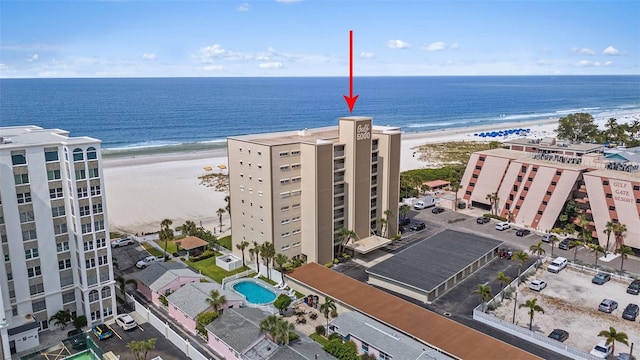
[490,259,640,354]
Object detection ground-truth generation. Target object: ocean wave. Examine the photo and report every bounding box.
[405,122,457,128]
[102,138,228,158]
[555,107,601,114]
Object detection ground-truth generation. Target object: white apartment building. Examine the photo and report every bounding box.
[0,126,116,357]
[228,117,401,265]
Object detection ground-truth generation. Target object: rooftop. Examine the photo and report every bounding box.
[0,125,99,148]
[136,262,202,291]
[166,282,243,319]
[505,137,603,153]
[206,307,266,353]
[288,263,540,360]
[176,236,209,250]
[367,229,502,292]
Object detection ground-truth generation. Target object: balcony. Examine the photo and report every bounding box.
[334,175,345,183]
[334,151,345,158]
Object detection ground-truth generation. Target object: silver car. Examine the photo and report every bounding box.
[598,299,618,313]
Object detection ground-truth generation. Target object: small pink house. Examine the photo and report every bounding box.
[135,262,203,306]
[165,282,243,334]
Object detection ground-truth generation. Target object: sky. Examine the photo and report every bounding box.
[1,0,639,78]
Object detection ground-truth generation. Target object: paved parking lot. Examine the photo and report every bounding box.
[91,322,186,360]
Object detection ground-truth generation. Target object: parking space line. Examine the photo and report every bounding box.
[107,324,123,340]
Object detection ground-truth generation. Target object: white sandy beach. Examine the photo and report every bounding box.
[104,112,640,234]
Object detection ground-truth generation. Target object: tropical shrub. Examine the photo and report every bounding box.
[323,338,358,360]
[158,295,168,306]
[274,295,292,314]
[324,262,334,268]
[315,325,326,336]
[195,312,219,340]
[73,315,87,330]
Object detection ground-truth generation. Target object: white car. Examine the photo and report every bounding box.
[136,255,163,269]
[590,340,613,359]
[495,222,510,231]
[115,314,137,331]
[111,236,135,248]
[529,279,547,292]
[547,257,568,273]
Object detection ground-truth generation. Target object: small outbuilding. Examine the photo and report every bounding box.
[176,236,209,258]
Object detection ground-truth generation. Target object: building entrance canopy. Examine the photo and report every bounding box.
[345,235,392,254]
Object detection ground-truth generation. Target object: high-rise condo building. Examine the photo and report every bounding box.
[227,117,401,265]
[0,126,115,356]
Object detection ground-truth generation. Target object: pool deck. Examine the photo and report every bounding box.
[227,278,286,311]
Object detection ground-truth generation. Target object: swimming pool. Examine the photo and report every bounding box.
[232,280,277,304]
[65,350,100,360]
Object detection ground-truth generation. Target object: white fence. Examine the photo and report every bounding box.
[221,269,254,289]
[128,294,216,360]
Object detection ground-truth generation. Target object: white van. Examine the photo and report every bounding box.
[495,222,510,231]
[414,196,437,210]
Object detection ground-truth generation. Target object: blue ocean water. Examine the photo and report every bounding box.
[1,76,638,155]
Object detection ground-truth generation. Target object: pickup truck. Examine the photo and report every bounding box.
[136,255,164,269]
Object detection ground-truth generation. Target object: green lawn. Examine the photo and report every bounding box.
[154,239,178,255]
[141,242,163,257]
[218,235,232,250]
[186,256,250,283]
[309,333,329,347]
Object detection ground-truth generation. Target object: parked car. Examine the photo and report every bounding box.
[529,279,547,292]
[622,303,639,321]
[547,329,569,342]
[592,273,612,285]
[476,217,490,224]
[399,218,411,227]
[515,229,531,237]
[627,280,640,295]
[617,353,637,360]
[91,324,114,340]
[590,340,613,359]
[598,299,619,313]
[67,329,87,350]
[495,222,510,231]
[431,207,445,214]
[115,313,138,330]
[541,233,558,243]
[111,236,135,248]
[547,257,568,273]
[136,255,164,269]
[408,222,426,231]
[558,238,577,250]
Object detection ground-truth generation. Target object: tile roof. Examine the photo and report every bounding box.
[288,263,541,360]
[176,236,209,250]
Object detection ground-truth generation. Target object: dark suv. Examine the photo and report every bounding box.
[476,217,490,224]
[409,222,426,231]
[622,303,639,321]
[628,280,640,295]
[558,238,577,250]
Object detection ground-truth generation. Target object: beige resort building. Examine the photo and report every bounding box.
[227,117,401,265]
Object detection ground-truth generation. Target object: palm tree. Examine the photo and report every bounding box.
[259,315,279,343]
[549,235,559,257]
[274,318,295,345]
[260,242,276,279]
[216,208,226,233]
[378,218,388,238]
[205,290,227,314]
[570,238,584,263]
[529,241,546,268]
[519,298,544,331]
[598,327,629,355]
[224,194,231,216]
[604,221,616,254]
[235,241,250,267]
[471,284,493,312]
[181,220,197,237]
[615,246,634,275]
[576,214,589,243]
[160,219,173,260]
[49,309,73,329]
[494,272,512,301]
[590,244,605,269]
[485,193,495,215]
[127,338,157,360]
[511,250,529,324]
[337,228,357,256]
[251,241,260,273]
[399,204,411,221]
[613,222,628,250]
[320,297,337,332]
[115,276,138,303]
[274,253,289,283]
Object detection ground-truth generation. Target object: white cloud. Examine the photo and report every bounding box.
[258,62,283,69]
[276,0,300,3]
[575,60,601,67]
[603,46,620,55]
[386,40,409,49]
[536,59,553,66]
[203,65,224,71]
[26,54,39,62]
[360,52,375,59]
[142,53,157,61]
[238,3,250,11]
[572,47,595,55]
[604,61,613,66]
[422,41,446,52]
[450,43,459,50]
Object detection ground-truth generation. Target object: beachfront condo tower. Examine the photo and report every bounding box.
[227,117,401,266]
[0,126,116,356]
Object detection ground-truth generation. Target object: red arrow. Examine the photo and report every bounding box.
[343,30,359,113]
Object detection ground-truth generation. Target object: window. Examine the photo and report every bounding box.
[379,351,391,360]
[291,163,301,169]
[17,192,32,204]
[29,283,44,295]
[84,241,94,251]
[257,151,262,156]
[87,147,97,160]
[91,185,101,196]
[96,238,106,248]
[556,171,562,176]
[93,203,103,214]
[291,177,301,183]
[472,174,479,179]
[469,182,475,187]
[280,165,290,171]
[361,342,369,353]
[47,169,61,181]
[72,148,84,161]
[281,245,290,251]
[279,151,289,157]
[103,306,113,318]
[542,200,548,205]
[609,206,616,211]
[62,291,75,304]
[513,185,518,191]
[292,216,300,222]
[280,179,290,185]
[32,299,46,312]
[75,169,86,179]
[479,156,485,161]
[280,192,290,199]
[606,193,612,198]
[521,166,527,173]
[49,187,63,199]
[79,205,91,216]
[475,165,482,170]
[281,206,289,212]
[517,176,523,182]
[292,229,300,235]
[90,310,100,322]
[291,150,300,156]
[519,196,525,200]
[19,211,34,223]
[89,290,99,302]
[22,229,37,241]
[45,149,59,162]
[81,223,92,233]
[532,167,538,172]
[14,173,29,185]
[281,219,290,225]
[538,210,544,215]
[101,286,111,298]
[528,177,533,182]
[634,185,640,191]
[59,259,72,270]
[509,194,514,201]
[523,186,529,191]
[77,187,88,198]
[551,181,557,186]
[546,191,552,196]
[291,203,300,209]
[89,167,99,178]
[603,180,609,186]
[505,204,511,210]
[281,232,290,238]
[27,266,42,278]
[56,241,69,252]
[86,258,96,268]
[52,205,66,217]
[94,220,105,231]
[4,254,8,262]
[54,223,68,235]
[11,152,27,165]
[98,255,108,265]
